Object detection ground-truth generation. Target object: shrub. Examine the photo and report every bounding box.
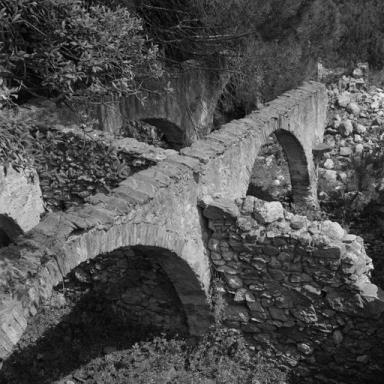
[0,114,34,173]
[0,0,162,102]
[74,329,287,384]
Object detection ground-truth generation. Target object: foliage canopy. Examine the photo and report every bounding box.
[0,0,162,102]
[2,0,384,113]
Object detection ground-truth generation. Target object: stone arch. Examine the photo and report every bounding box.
[141,118,185,150]
[273,129,312,204]
[0,214,23,247]
[59,222,212,336]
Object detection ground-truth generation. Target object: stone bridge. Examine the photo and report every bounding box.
[97,62,227,149]
[0,82,330,358]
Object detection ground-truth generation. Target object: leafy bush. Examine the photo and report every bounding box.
[0,114,34,173]
[0,0,162,101]
[72,329,287,384]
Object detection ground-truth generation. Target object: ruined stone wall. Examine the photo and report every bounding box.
[66,247,188,333]
[60,247,188,334]
[203,196,384,383]
[30,126,176,210]
[97,62,228,148]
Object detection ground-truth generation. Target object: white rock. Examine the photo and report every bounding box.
[354,124,367,134]
[340,146,353,156]
[339,119,353,137]
[338,172,348,183]
[353,68,364,78]
[324,159,334,169]
[371,100,380,110]
[354,134,363,143]
[337,92,351,108]
[253,199,284,224]
[355,144,364,154]
[322,169,337,182]
[321,220,345,240]
[346,102,361,115]
[333,114,342,129]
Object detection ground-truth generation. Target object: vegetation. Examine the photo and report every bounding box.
[1,0,384,116]
[334,0,384,68]
[0,0,162,103]
[134,0,338,113]
[77,329,287,384]
[0,115,33,172]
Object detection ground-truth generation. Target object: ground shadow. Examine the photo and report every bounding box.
[0,290,167,384]
[0,250,189,384]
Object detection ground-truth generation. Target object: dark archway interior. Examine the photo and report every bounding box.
[274,129,311,203]
[0,246,191,384]
[247,130,310,205]
[141,118,185,150]
[247,133,292,203]
[0,215,23,247]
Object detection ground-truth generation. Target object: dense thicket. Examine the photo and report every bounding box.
[115,0,384,113]
[1,0,384,112]
[0,0,162,103]
[134,0,338,111]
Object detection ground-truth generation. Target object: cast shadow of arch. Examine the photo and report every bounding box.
[0,249,190,384]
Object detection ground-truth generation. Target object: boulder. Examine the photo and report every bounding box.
[354,134,363,143]
[346,102,361,116]
[355,144,364,154]
[253,199,284,224]
[354,123,367,134]
[337,92,351,108]
[320,220,345,241]
[324,159,335,170]
[339,119,353,137]
[339,146,353,156]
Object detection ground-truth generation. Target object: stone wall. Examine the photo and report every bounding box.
[203,196,384,383]
[0,245,188,383]
[63,247,188,334]
[0,166,44,237]
[197,82,327,206]
[96,62,228,148]
[30,125,176,210]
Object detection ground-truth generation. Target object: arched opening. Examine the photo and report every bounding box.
[247,130,311,206]
[1,245,211,383]
[120,118,185,150]
[274,129,311,204]
[247,132,292,203]
[0,214,23,247]
[141,118,185,150]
